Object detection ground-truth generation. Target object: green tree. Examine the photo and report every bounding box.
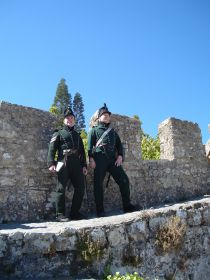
[80,130,88,158]
[49,78,72,128]
[73,92,85,132]
[141,133,160,160]
[132,115,160,160]
[50,78,72,115]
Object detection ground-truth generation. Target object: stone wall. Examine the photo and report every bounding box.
[0,101,210,223]
[0,101,58,222]
[1,196,210,279]
[158,117,205,162]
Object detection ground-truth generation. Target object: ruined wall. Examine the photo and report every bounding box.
[0,101,210,222]
[0,101,57,222]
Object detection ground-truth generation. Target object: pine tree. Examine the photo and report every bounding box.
[50,78,72,116]
[73,92,85,132]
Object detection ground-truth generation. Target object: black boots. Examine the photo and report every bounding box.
[123,204,139,213]
[70,212,87,220]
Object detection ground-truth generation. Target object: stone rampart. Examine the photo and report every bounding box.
[0,101,59,222]
[0,101,210,222]
[1,196,210,279]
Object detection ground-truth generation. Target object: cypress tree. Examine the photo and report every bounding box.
[50,78,72,116]
[73,92,85,132]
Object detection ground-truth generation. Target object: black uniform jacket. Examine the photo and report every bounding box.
[47,125,87,168]
[88,122,123,159]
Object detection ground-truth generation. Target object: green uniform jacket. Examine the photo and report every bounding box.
[88,122,123,159]
[47,125,87,168]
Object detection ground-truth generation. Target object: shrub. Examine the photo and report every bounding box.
[155,216,186,254]
[106,271,145,280]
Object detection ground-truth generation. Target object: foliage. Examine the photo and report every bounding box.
[106,272,145,280]
[141,134,160,160]
[77,230,104,263]
[49,79,86,132]
[73,92,85,132]
[132,115,160,160]
[50,78,72,115]
[49,105,59,115]
[132,115,142,126]
[155,216,186,254]
[49,78,72,128]
[80,130,88,158]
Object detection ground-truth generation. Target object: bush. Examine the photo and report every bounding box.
[141,134,160,160]
[155,216,186,254]
[106,271,145,280]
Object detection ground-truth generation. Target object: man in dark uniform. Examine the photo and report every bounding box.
[88,103,137,217]
[47,106,87,221]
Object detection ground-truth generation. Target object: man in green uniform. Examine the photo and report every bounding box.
[47,106,87,221]
[88,103,137,217]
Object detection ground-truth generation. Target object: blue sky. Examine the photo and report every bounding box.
[1,0,209,143]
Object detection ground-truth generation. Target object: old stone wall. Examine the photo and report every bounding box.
[0,101,210,222]
[0,101,58,222]
[1,196,210,279]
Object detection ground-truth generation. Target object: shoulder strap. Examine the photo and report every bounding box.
[95,127,112,148]
[59,130,69,149]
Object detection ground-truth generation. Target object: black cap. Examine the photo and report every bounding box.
[98,103,111,118]
[63,106,75,118]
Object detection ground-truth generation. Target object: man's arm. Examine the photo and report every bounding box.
[87,128,96,169]
[79,136,87,168]
[47,131,60,167]
[115,132,124,158]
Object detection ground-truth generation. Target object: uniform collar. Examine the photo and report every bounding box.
[64,125,74,131]
[98,122,110,128]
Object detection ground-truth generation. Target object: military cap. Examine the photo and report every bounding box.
[63,106,75,118]
[98,103,111,118]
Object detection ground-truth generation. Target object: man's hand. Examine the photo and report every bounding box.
[49,165,56,172]
[89,158,96,169]
[115,155,123,167]
[83,167,88,175]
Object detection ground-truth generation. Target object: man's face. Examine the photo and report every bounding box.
[64,115,75,127]
[99,113,111,123]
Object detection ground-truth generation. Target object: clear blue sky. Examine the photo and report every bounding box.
[1,0,209,143]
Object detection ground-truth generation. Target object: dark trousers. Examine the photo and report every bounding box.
[94,153,130,212]
[55,155,85,216]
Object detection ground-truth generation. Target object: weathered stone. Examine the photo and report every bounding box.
[22,232,55,254]
[108,225,129,247]
[0,197,210,279]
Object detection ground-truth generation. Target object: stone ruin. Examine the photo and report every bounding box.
[0,101,209,223]
[1,101,210,279]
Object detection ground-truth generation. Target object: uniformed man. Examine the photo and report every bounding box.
[88,103,137,217]
[47,106,87,221]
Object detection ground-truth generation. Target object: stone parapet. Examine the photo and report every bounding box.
[1,197,210,279]
[0,101,210,223]
[0,101,58,222]
[158,117,205,161]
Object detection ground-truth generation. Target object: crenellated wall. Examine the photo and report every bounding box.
[1,101,210,279]
[0,101,210,223]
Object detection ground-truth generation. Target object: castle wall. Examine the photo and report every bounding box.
[0,101,57,222]
[0,101,210,222]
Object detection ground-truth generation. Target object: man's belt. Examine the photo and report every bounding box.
[63,149,78,155]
